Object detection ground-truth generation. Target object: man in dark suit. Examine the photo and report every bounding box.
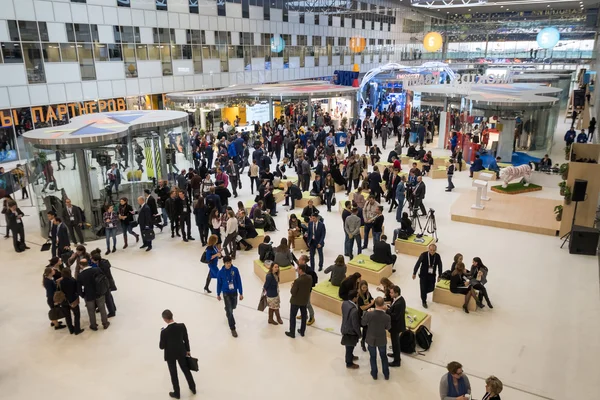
[159,309,196,399]
[361,296,391,380]
[225,159,240,198]
[412,243,442,308]
[144,189,163,231]
[306,214,326,271]
[285,264,313,338]
[386,285,406,367]
[54,217,71,256]
[62,198,84,244]
[412,176,427,216]
[371,235,397,273]
[284,181,302,210]
[6,200,28,253]
[175,190,194,242]
[340,290,361,369]
[138,196,154,251]
[77,259,109,331]
[47,210,58,257]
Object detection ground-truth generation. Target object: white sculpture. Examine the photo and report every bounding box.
[499,164,534,188]
[472,179,487,210]
[478,172,494,201]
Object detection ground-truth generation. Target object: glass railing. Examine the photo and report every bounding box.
[444,49,595,61]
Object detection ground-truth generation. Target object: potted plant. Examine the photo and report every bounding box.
[559,163,569,180]
[558,181,567,196]
[564,185,572,205]
[554,205,563,221]
[564,143,571,160]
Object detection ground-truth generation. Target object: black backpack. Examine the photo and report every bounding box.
[94,272,110,297]
[400,330,416,354]
[415,326,433,351]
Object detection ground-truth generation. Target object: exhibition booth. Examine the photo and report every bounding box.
[165,81,359,131]
[22,110,189,239]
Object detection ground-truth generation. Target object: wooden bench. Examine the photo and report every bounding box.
[273,188,285,203]
[346,254,392,285]
[473,170,497,181]
[277,176,298,190]
[431,166,447,179]
[375,161,393,171]
[348,189,369,203]
[335,183,346,192]
[296,191,321,208]
[394,234,435,257]
[311,281,343,315]
[253,260,296,284]
[432,279,477,311]
[245,228,265,248]
[405,307,432,332]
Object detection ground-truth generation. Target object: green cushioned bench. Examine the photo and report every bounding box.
[405,307,431,331]
[346,254,392,285]
[431,166,448,179]
[312,281,343,315]
[253,260,296,283]
[432,279,476,311]
[395,235,435,257]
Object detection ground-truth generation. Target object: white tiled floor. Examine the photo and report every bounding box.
[1,118,598,400]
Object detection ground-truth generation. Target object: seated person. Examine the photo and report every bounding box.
[287,214,306,250]
[324,255,347,286]
[450,262,482,313]
[310,173,324,201]
[406,145,417,158]
[414,146,426,161]
[409,162,421,177]
[539,154,552,170]
[258,235,274,262]
[273,238,297,268]
[237,210,258,240]
[301,199,319,223]
[469,154,484,177]
[393,212,415,241]
[387,150,398,163]
[376,277,394,303]
[370,235,397,273]
[369,145,382,165]
[421,151,433,175]
[338,272,362,301]
[440,361,472,400]
[487,156,501,179]
[274,162,287,179]
[284,181,303,210]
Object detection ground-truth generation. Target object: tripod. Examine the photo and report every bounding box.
[422,209,439,242]
[560,201,580,248]
[410,205,423,231]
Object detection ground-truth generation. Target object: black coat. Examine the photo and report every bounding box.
[98,259,117,291]
[6,208,24,229]
[146,195,159,215]
[77,267,103,301]
[62,206,83,226]
[56,223,70,252]
[387,296,406,332]
[371,241,395,265]
[138,204,153,231]
[159,323,191,361]
[60,276,79,303]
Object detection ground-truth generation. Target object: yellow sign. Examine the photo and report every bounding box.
[423,32,443,52]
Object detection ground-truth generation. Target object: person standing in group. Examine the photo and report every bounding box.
[222,209,238,259]
[165,190,180,238]
[118,197,139,249]
[371,206,384,245]
[357,280,374,351]
[43,267,66,331]
[395,175,406,223]
[413,176,427,216]
[263,262,285,325]
[59,268,84,335]
[203,234,221,293]
[344,207,362,259]
[103,204,119,255]
[91,251,118,318]
[62,198,85,245]
[285,264,313,338]
[412,243,443,308]
[446,159,456,192]
[193,196,209,246]
[6,200,28,253]
[340,290,361,369]
[176,190,194,242]
[54,217,71,258]
[361,297,391,380]
[144,189,164,231]
[386,285,406,367]
[307,214,326,271]
[216,256,243,338]
[159,310,196,399]
[77,259,110,331]
[138,196,154,251]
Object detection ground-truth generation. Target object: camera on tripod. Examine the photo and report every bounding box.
[412,207,438,242]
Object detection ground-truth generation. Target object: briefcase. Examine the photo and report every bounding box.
[186,356,199,372]
[141,229,155,241]
[40,242,51,252]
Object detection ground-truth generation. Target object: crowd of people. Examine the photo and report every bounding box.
[7,106,508,399]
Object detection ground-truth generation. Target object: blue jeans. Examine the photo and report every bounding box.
[447,175,455,190]
[223,292,238,330]
[310,245,324,270]
[396,196,405,222]
[344,233,362,257]
[368,345,389,378]
[363,223,373,248]
[161,208,169,226]
[373,231,381,248]
[105,227,117,249]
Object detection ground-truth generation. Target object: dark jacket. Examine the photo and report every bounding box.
[165,197,177,219]
[287,184,302,200]
[77,267,104,301]
[413,181,426,200]
[62,205,83,226]
[307,220,326,247]
[159,322,191,361]
[6,207,24,229]
[56,223,70,252]
[175,196,191,216]
[361,309,391,347]
[60,276,79,303]
[145,195,159,215]
[371,240,395,264]
[258,242,273,261]
[118,204,134,224]
[340,300,361,346]
[97,258,117,291]
[413,251,443,279]
[387,296,406,332]
[138,204,153,231]
[263,272,279,298]
[290,274,313,306]
[154,185,171,208]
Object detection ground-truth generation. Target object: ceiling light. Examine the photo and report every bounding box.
[500,5,503,7]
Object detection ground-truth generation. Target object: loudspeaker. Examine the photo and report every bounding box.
[572,179,588,202]
[569,225,599,255]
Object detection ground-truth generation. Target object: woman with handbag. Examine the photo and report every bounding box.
[59,268,84,335]
[263,263,284,325]
[203,234,221,293]
[103,204,119,255]
[43,267,66,331]
[324,173,336,212]
[118,197,139,249]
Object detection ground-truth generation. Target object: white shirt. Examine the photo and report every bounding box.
[226,217,238,235]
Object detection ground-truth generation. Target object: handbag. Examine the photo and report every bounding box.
[53,289,66,305]
[257,293,268,312]
[331,196,337,206]
[48,306,66,321]
[186,356,199,372]
[40,241,51,252]
[141,229,155,241]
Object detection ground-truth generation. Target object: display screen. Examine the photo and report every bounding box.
[0,171,17,198]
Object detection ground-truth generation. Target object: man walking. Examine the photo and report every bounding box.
[307,214,326,271]
[216,256,243,338]
[138,196,154,251]
[361,297,391,380]
[77,259,110,331]
[446,159,455,192]
[286,264,313,338]
[341,290,361,369]
[176,190,194,242]
[159,310,196,399]
[412,243,442,308]
[226,159,240,198]
[62,198,85,245]
[386,285,406,367]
